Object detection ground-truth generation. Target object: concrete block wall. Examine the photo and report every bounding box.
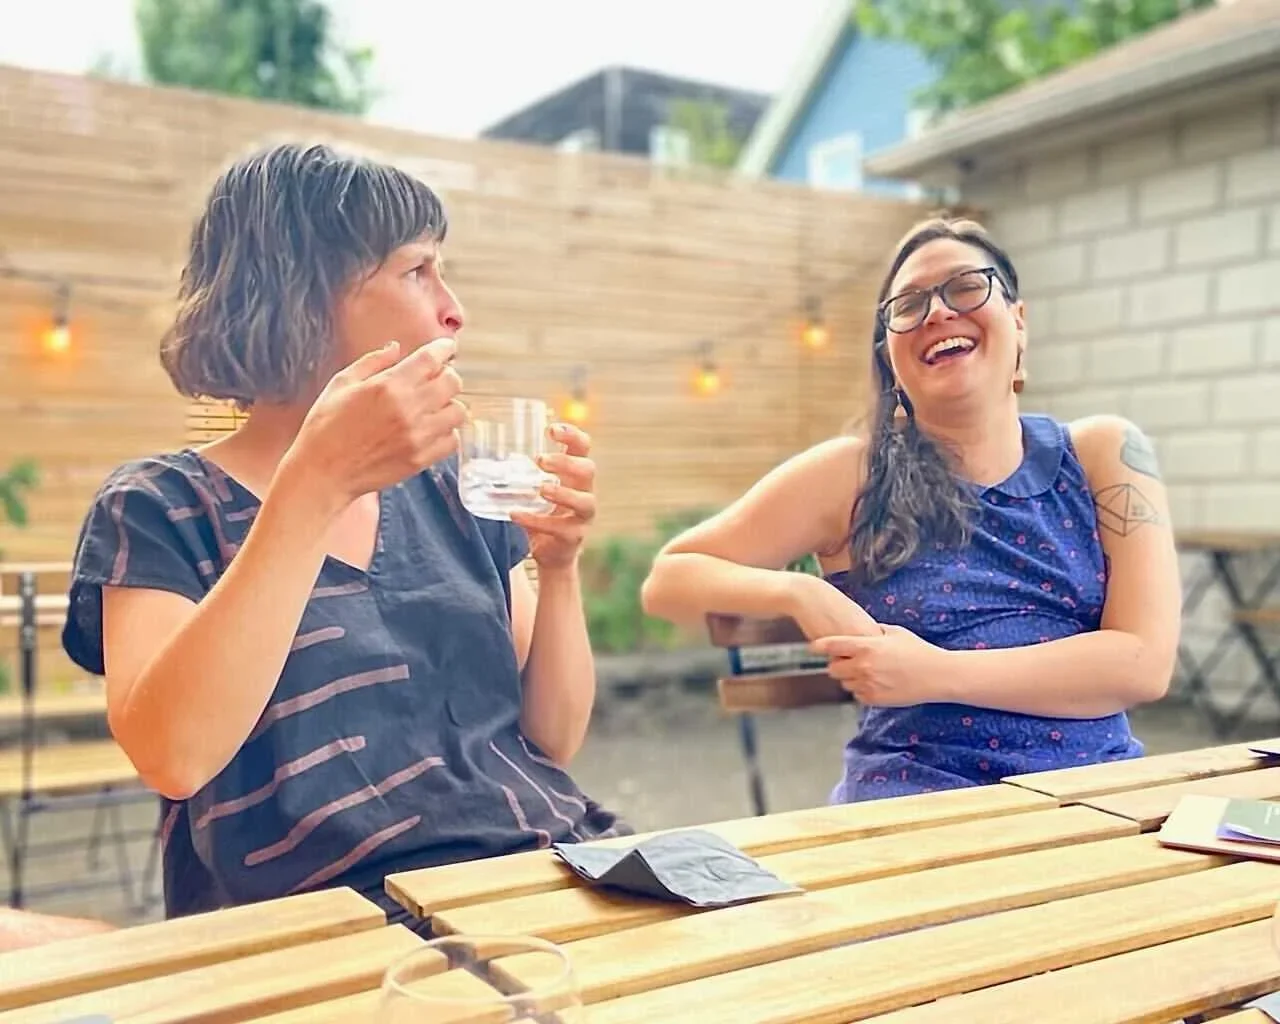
[963,91,1280,720]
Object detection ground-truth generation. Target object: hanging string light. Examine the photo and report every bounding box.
[800,295,829,350]
[560,364,590,425]
[3,251,872,413]
[41,281,72,355]
[693,340,721,397]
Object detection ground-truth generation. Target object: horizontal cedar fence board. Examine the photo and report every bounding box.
[435,805,1132,944]
[385,783,1056,919]
[0,65,933,561]
[0,594,68,618]
[1077,765,1280,831]
[0,924,423,1024]
[491,832,1214,1003]
[584,860,1280,1024]
[1002,740,1277,800]
[864,919,1280,1024]
[0,887,385,1011]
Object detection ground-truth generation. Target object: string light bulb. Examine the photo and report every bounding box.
[693,341,721,397]
[800,295,828,350]
[41,281,72,355]
[560,365,590,425]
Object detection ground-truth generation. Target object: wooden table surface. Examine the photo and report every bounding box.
[6,740,1280,1022]
[0,887,422,1023]
[379,737,1280,1024]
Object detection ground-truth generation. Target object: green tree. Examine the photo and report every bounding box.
[132,0,376,115]
[666,98,746,169]
[855,0,1215,116]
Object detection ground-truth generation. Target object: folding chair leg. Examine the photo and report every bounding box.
[137,817,164,912]
[85,790,109,871]
[103,795,138,913]
[8,797,30,909]
[736,714,768,817]
[0,801,12,903]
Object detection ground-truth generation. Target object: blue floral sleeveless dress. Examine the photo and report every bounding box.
[826,414,1143,803]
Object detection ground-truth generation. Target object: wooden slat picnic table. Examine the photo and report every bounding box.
[7,741,1280,1022]
[0,887,428,1022]
[368,738,1280,1023]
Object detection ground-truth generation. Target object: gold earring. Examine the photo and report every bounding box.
[893,387,908,419]
[1012,350,1026,394]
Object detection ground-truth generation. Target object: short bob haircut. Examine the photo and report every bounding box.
[160,142,448,407]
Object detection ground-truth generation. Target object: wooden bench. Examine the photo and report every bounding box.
[704,612,847,816]
[0,739,139,798]
[706,613,847,713]
[0,563,157,914]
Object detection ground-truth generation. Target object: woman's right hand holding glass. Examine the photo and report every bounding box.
[287,337,466,504]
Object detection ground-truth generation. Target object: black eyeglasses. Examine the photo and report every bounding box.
[878,266,1003,335]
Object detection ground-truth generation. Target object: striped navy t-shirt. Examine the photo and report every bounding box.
[62,449,626,918]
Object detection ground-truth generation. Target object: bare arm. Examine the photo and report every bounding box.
[103,463,347,799]
[935,415,1180,716]
[641,436,881,638]
[102,337,464,799]
[510,563,595,765]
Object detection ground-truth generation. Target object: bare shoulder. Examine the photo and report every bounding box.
[658,433,867,569]
[786,434,867,484]
[1066,414,1161,483]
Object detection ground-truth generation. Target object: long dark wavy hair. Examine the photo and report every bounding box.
[846,216,1021,586]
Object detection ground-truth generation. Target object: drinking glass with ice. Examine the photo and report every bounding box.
[458,395,559,521]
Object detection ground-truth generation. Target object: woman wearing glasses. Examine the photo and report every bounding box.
[642,216,1180,802]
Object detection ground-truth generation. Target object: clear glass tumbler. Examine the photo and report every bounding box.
[377,934,586,1022]
[458,395,559,522]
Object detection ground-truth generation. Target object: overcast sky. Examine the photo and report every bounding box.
[0,0,833,139]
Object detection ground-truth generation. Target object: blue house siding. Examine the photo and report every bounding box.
[771,28,935,196]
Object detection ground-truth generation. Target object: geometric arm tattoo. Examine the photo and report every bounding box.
[1094,423,1164,537]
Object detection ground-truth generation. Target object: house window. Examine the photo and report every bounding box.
[807,133,863,191]
[650,124,692,167]
[556,128,600,152]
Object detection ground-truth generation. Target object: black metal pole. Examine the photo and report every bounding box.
[10,570,37,908]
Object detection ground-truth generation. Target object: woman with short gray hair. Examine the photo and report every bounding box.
[62,142,626,926]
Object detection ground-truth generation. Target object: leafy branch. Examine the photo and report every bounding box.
[666,98,747,169]
[0,460,38,529]
[124,0,376,115]
[855,0,1215,116]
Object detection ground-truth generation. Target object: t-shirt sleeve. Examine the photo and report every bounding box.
[476,519,531,574]
[62,460,213,676]
[429,455,530,575]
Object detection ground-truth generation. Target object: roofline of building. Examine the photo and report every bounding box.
[864,16,1280,181]
[735,0,855,177]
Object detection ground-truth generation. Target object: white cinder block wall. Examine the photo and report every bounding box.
[962,91,1280,720]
